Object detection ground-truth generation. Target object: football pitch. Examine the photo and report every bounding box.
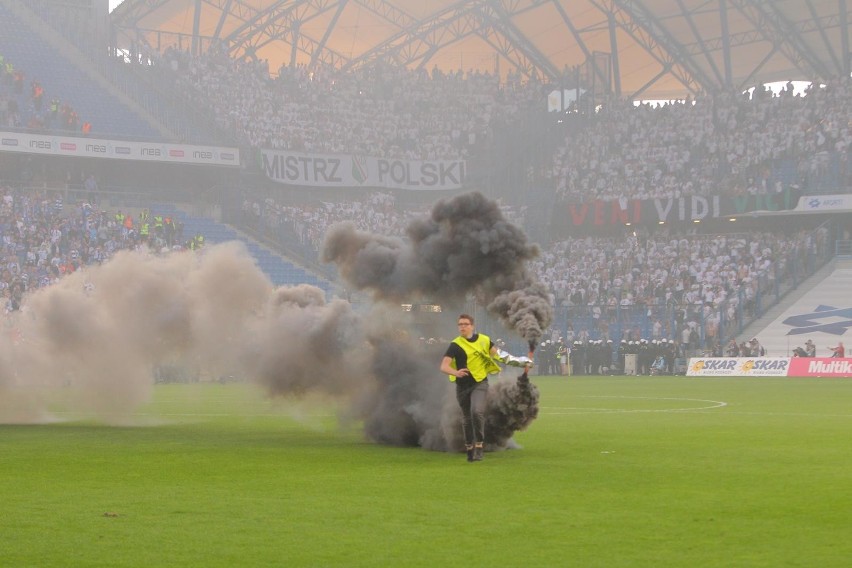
[2,376,851,567]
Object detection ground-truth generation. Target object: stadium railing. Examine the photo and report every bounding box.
[836,240,852,257]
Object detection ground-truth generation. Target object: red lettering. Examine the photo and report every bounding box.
[568,203,589,226]
[610,202,629,224]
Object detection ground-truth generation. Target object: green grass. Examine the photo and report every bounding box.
[2,376,851,567]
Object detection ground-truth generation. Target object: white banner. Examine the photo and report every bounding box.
[686,357,791,377]
[260,149,465,190]
[793,194,852,213]
[0,131,239,166]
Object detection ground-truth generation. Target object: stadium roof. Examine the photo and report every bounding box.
[111,0,851,100]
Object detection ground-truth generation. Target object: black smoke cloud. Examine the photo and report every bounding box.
[323,191,549,450]
[322,191,552,343]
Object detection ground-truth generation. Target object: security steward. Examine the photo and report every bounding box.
[440,313,501,462]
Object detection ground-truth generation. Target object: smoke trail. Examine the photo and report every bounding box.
[482,373,540,449]
[244,285,372,398]
[359,337,450,449]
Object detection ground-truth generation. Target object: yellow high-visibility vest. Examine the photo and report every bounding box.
[447,333,500,382]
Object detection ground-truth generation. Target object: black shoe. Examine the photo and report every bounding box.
[473,446,484,461]
[466,448,475,462]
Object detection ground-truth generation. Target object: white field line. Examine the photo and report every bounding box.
[541,395,728,414]
[675,410,852,418]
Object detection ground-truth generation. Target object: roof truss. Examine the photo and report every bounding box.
[110,0,851,100]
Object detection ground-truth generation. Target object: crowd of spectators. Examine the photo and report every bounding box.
[532,225,829,349]
[234,187,829,351]
[0,183,187,313]
[153,47,852,202]
[243,191,423,251]
[533,228,827,311]
[239,190,527,254]
[549,77,852,202]
[161,48,542,160]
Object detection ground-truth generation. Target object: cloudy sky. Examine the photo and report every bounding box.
[109,0,125,12]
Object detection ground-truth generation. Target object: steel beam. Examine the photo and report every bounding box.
[234,2,350,69]
[200,0,259,22]
[484,1,560,79]
[223,0,348,69]
[842,0,850,77]
[221,0,295,47]
[549,0,610,91]
[344,0,550,77]
[672,0,724,85]
[310,0,348,69]
[192,0,203,56]
[761,0,834,77]
[589,0,703,97]
[607,11,621,95]
[736,44,779,92]
[343,1,481,71]
[212,0,234,41]
[352,0,417,28]
[718,0,732,88]
[475,20,546,79]
[630,63,671,100]
[729,0,831,80]
[111,0,172,29]
[805,0,842,74]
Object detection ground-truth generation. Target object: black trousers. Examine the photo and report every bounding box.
[455,377,489,447]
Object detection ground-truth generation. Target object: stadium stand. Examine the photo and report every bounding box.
[533,225,832,350]
[153,203,331,293]
[17,0,231,145]
[0,177,330,305]
[0,181,176,307]
[0,1,161,139]
[737,261,852,358]
[162,48,542,160]
[547,80,852,202]
[230,186,835,360]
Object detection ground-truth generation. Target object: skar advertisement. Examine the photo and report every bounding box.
[686,357,852,377]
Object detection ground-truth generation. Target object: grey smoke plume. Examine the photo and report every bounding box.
[0,243,376,424]
[1,244,261,421]
[1,193,546,453]
[322,191,552,344]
